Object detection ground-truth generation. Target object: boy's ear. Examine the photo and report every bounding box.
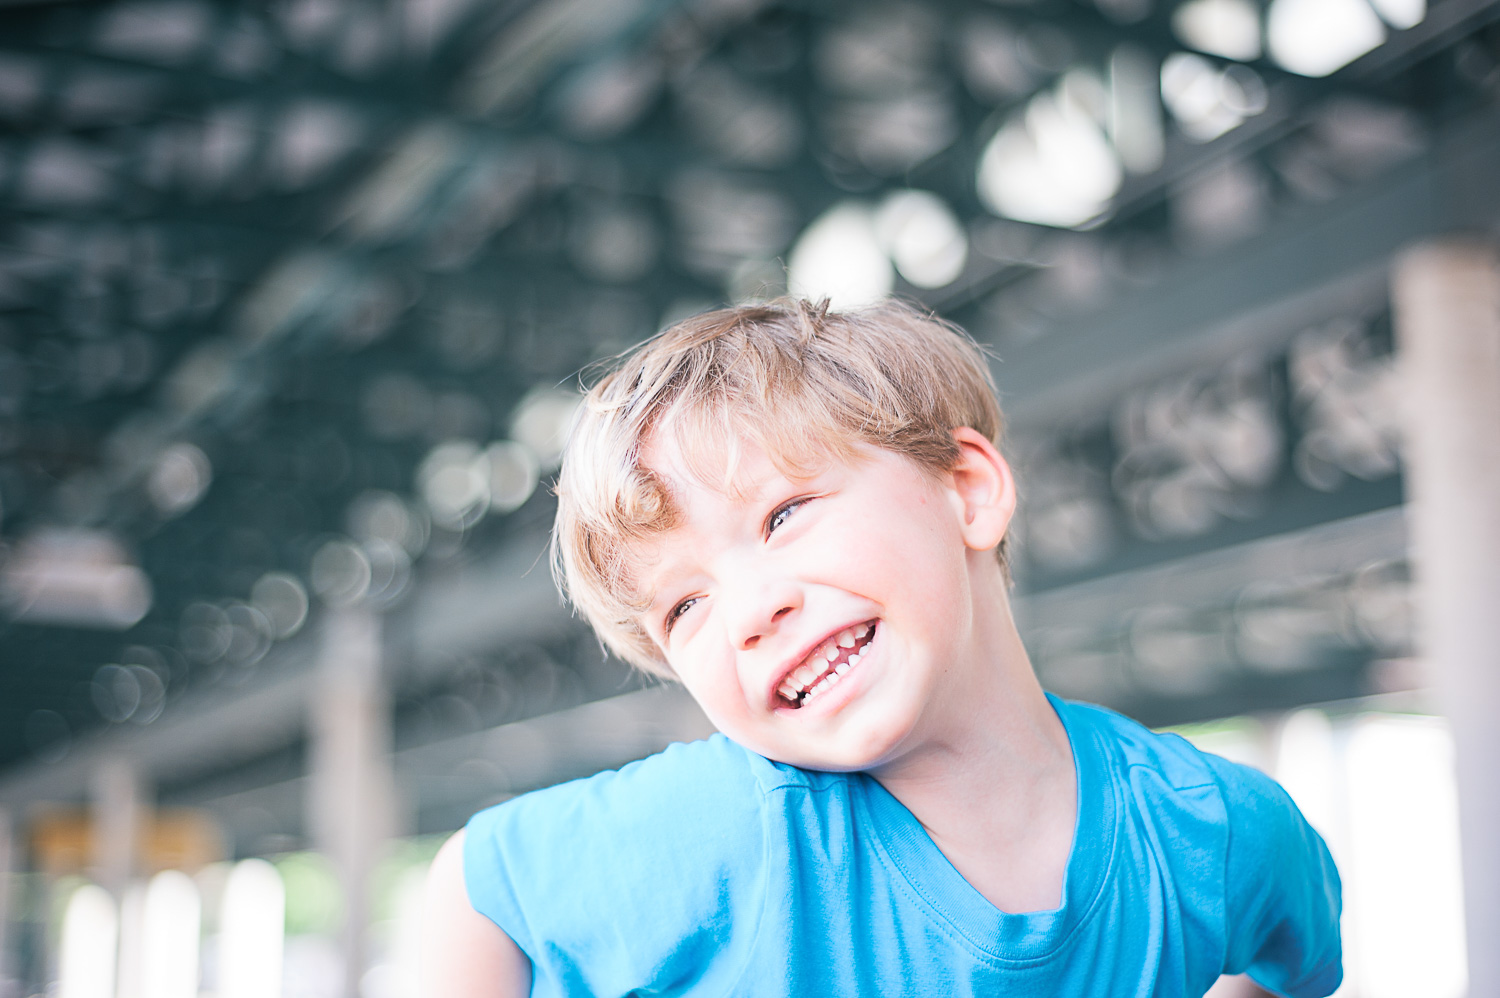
[947,427,1017,552]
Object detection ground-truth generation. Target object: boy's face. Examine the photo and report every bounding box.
[633,427,1011,773]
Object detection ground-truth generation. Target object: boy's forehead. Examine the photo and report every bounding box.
[623,425,833,591]
[640,414,834,503]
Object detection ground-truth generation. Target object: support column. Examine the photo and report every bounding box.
[1391,238,1500,996]
[0,808,14,998]
[90,757,145,900]
[91,757,148,998]
[308,608,395,998]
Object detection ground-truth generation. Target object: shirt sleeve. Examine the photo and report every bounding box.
[462,736,770,997]
[1205,754,1343,998]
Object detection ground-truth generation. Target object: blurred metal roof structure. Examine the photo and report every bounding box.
[2,0,1498,839]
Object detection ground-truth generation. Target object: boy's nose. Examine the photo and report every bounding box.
[729,581,802,651]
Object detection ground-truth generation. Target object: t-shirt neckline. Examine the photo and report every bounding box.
[852,693,1117,963]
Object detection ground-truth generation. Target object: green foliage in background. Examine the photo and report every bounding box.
[371,834,446,925]
[275,852,342,935]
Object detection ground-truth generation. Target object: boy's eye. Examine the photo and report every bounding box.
[664,596,700,634]
[766,498,810,536]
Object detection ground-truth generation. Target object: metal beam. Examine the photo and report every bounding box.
[160,683,713,848]
[1016,506,1407,631]
[0,523,566,808]
[995,109,1500,431]
[5,108,1490,799]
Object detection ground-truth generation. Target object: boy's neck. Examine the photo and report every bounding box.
[867,576,1078,915]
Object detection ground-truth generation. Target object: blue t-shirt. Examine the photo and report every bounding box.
[464,696,1342,997]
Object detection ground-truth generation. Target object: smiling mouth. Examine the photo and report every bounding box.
[777,621,877,708]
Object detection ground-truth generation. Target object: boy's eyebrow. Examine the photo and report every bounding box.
[634,558,680,612]
[625,465,792,611]
[642,442,763,506]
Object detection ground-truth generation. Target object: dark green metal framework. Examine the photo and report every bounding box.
[1,0,1498,774]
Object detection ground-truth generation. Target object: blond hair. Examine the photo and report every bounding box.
[552,297,1006,675]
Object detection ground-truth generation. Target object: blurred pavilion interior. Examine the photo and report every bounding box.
[0,0,1497,994]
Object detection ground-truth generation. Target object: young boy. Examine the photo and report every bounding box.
[423,298,1342,997]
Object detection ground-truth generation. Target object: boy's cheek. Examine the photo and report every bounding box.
[672,647,743,713]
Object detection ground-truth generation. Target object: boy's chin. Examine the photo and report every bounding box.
[733,723,915,774]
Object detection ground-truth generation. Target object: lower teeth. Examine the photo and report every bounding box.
[792,625,874,706]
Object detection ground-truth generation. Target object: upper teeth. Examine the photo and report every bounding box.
[777,622,873,704]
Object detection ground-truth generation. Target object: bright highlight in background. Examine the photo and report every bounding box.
[787,191,968,306]
[1368,0,1426,28]
[485,440,541,514]
[220,859,287,998]
[977,91,1123,228]
[59,884,117,998]
[1345,717,1467,998]
[1109,46,1167,175]
[510,387,582,471]
[1172,0,1263,61]
[1273,709,1339,841]
[363,865,430,998]
[419,441,491,530]
[874,190,968,289]
[787,202,893,309]
[142,870,202,998]
[1161,54,1268,142]
[1267,0,1387,76]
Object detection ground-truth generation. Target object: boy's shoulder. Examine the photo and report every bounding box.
[1055,695,1240,795]
[1057,694,1316,864]
[472,731,830,842]
[592,729,827,797]
[463,734,799,990]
